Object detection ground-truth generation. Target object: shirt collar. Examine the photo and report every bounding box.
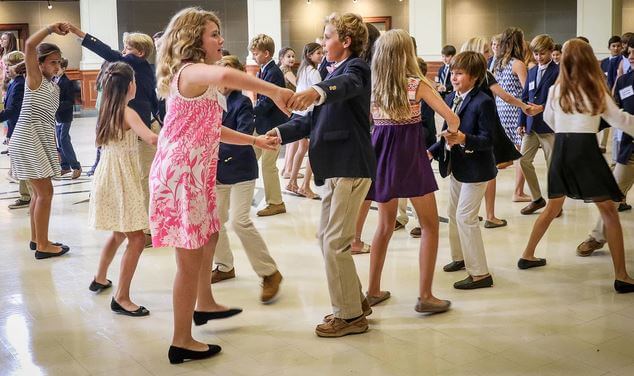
[261,59,275,71]
[331,57,350,70]
[538,60,552,70]
[456,87,473,100]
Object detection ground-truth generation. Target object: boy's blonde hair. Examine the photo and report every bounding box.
[156,7,222,98]
[326,13,368,57]
[530,34,555,53]
[124,32,154,59]
[461,37,490,55]
[249,34,275,55]
[217,55,245,72]
[372,29,439,121]
[3,50,24,66]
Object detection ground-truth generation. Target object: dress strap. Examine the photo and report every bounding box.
[407,77,421,102]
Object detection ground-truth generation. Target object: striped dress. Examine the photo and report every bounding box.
[9,78,61,179]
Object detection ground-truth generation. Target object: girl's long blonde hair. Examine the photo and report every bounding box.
[371,29,438,121]
[557,38,609,115]
[156,7,221,98]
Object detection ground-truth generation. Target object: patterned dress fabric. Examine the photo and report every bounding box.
[366,77,438,203]
[89,129,148,232]
[9,78,61,179]
[149,63,223,249]
[494,59,524,145]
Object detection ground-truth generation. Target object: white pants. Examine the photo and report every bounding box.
[213,180,278,277]
[448,175,489,276]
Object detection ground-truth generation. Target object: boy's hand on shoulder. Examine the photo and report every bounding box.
[287,88,320,112]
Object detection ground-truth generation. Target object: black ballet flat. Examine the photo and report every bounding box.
[614,280,634,293]
[29,241,68,251]
[34,247,70,260]
[193,308,243,326]
[517,258,547,270]
[168,344,221,364]
[110,298,150,317]
[89,279,112,293]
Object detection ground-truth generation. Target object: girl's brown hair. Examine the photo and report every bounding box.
[556,38,609,115]
[96,62,135,146]
[297,42,322,79]
[493,27,525,73]
[0,32,17,56]
[36,43,61,63]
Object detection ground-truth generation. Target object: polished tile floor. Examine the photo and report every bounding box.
[0,116,632,375]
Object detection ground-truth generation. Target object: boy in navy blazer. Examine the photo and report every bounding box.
[55,58,82,178]
[250,34,288,217]
[518,35,559,215]
[436,45,456,98]
[268,13,375,337]
[578,41,634,257]
[428,51,496,290]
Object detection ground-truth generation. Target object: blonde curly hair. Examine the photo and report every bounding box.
[326,13,368,57]
[156,7,221,98]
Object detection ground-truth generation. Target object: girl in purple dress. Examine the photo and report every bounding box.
[365,29,459,313]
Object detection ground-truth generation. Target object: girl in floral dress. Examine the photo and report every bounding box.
[151,7,291,364]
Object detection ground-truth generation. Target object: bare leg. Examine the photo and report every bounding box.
[521,197,566,260]
[299,159,317,198]
[29,178,62,253]
[95,231,126,285]
[29,188,38,243]
[595,201,634,283]
[195,233,228,312]
[484,178,504,223]
[513,159,530,200]
[411,193,445,303]
[288,139,308,192]
[113,230,146,311]
[282,141,299,178]
[351,200,372,251]
[172,246,208,351]
[367,200,398,297]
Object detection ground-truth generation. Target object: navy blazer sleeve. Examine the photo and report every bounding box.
[82,34,124,62]
[0,79,24,123]
[314,58,370,104]
[277,113,312,144]
[253,67,285,117]
[465,97,495,151]
[233,96,256,135]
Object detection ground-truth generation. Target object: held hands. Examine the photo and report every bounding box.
[441,130,466,147]
[517,126,526,137]
[522,102,544,117]
[254,134,280,151]
[48,22,70,35]
[286,88,321,112]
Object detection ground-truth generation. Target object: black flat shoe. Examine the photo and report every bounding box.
[89,279,112,293]
[454,275,494,290]
[443,260,465,272]
[518,258,547,270]
[34,247,70,260]
[618,203,632,212]
[29,241,68,251]
[168,344,221,364]
[614,280,634,293]
[110,298,150,317]
[193,308,243,326]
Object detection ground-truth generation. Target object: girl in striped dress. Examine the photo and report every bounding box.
[9,23,70,259]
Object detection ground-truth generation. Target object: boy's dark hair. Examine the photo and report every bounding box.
[628,38,634,50]
[441,45,456,56]
[60,58,68,69]
[554,43,562,52]
[608,35,622,46]
[450,51,487,83]
[576,36,590,43]
[417,57,428,76]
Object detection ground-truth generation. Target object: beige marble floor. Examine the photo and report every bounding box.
[0,116,632,376]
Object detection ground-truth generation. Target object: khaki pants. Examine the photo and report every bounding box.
[19,180,31,201]
[519,131,555,201]
[397,198,419,226]
[598,128,610,148]
[448,176,489,276]
[254,133,283,206]
[214,180,278,277]
[138,121,161,233]
[319,177,370,319]
[590,160,634,242]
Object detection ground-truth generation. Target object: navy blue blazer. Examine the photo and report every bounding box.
[82,34,158,127]
[421,101,436,148]
[55,74,75,123]
[217,91,259,185]
[276,56,376,186]
[317,57,332,80]
[0,75,24,139]
[437,64,453,96]
[601,56,620,89]
[428,88,497,183]
[519,62,559,134]
[253,60,289,134]
[614,70,634,165]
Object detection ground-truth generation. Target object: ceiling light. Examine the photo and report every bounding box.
[47,1,52,10]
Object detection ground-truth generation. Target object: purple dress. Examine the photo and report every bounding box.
[366,78,438,203]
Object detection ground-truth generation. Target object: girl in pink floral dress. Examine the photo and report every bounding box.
[152,7,291,365]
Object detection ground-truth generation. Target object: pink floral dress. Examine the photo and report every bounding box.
[149,63,223,249]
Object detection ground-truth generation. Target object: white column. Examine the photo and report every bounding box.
[577,0,619,59]
[246,0,282,65]
[79,0,118,70]
[409,0,445,61]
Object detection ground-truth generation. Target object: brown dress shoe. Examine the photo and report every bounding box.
[323,298,372,323]
[211,267,235,284]
[410,227,421,238]
[576,237,605,257]
[520,198,546,215]
[71,168,82,179]
[257,203,286,217]
[315,316,368,337]
[261,270,283,303]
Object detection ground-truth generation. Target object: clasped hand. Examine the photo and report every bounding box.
[441,130,466,147]
[254,134,280,151]
[270,87,321,116]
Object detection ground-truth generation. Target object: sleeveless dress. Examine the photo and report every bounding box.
[89,129,148,232]
[366,78,438,202]
[9,78,61,179]
[149,63,223,249]
[494,59,524,145]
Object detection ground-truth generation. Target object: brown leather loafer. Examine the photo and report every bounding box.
[211,267,235,284]
[520,197,546,215]
[576,237,605,257]
[257,203,286,217]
